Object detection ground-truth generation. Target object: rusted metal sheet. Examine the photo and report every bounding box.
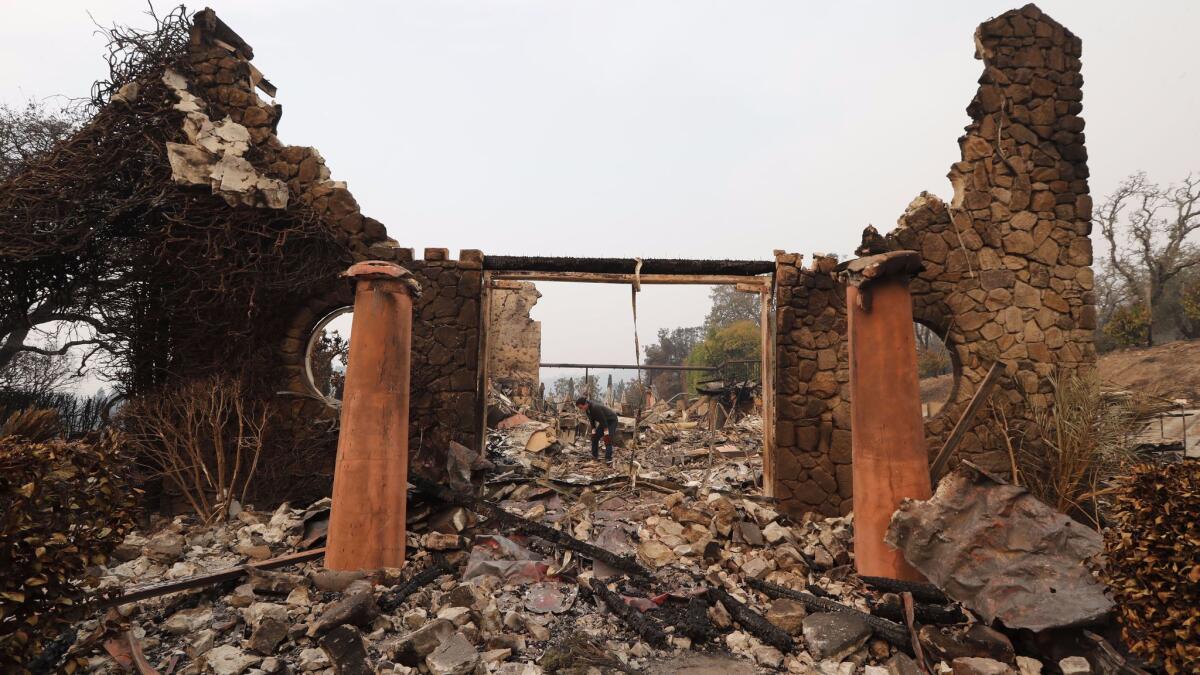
[886,468,1113,632]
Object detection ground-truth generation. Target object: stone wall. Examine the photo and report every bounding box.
[772,253,852,517]
[486,281,542,405]
[770,4,1095,518]
[175,16,487,485]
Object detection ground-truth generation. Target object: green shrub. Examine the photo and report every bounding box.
[1102,303,1151,348]
[0,429,139,671]
[916,346,952,379]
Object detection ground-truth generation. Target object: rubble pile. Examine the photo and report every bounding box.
[61,414,1143,675]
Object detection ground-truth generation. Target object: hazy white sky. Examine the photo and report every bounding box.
[3,1,1197,383]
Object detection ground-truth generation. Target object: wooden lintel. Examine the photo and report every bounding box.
[489,271,770,286]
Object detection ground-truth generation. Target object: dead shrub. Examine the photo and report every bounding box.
[0,430,138,671]
[1102,460,1200,673]
[121,374,270,524]
[996,372,1140,522]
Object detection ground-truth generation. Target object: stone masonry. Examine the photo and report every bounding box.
[771,4,1096,518]
[279,249,485,478]
[486,281,542,406]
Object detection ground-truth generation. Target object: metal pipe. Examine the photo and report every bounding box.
[325,261,415,571]
[847,269,932,581]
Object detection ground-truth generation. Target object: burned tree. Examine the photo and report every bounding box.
[1096,171,1200,346]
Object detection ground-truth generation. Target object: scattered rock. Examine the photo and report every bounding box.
[297,647,330,671]
[310,568,368,593]
[886,654,923,675]
[802,612,871,661]
[248,568,306,595]
[144,530,186,562]
[163,606,213,635]
[1015,656,1043,675]
[1058,656,1090,675]
[752,645,784,668]
[424,532,463,550]
[951,657,1016,675]
[382,619,455,663]
[206,644,262,675]
[426,633,481,675]
[319,624,373,675]
[766,597,807,635]
[309,579,379,636]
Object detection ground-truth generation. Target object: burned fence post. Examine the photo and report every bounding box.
[325,261,420,571]
[837,251,931,581]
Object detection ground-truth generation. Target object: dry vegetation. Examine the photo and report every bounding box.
[1102,460,1200,674]
[121,375,270,524]
[0,426,139,670]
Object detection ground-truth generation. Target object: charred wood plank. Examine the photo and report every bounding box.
[588,578,669,647]
[869,594,967,626]
[378,557,454,613]
[706,587,794,653]
[484,256,776,276]
[98,548,324,607]
[411,475,651,579]
[746,577,910,648]
[860,576,950,605]
[673,595,719,644]
[930,361,1004,479]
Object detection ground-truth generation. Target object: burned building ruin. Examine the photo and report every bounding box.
[3,4,1095,518]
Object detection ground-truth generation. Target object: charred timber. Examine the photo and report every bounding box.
[747,577,910,648]
[484,256,775,276]
[411,475,651,579]
[860,575,950,605]
[679,595,719,644]
[378,557,453,613]
[707,587,795,653]
[588,578,669,647]
[869,593,967,626]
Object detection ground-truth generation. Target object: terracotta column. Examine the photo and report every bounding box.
[325,261,417,571]
[843,251,931,581]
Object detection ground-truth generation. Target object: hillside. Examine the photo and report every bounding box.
[1099,339,1200,404]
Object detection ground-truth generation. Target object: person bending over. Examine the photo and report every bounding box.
[575,397,619,463]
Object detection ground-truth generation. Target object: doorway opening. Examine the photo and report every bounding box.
[478,256,777,492]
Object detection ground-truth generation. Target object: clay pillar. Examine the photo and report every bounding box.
[843,252,931,581]
[325,261,416,571]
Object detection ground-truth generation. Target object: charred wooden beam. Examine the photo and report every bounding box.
[98,548,324,607]
[411,475,651,579]
[869,593,967,626]
[378,557,454,613]
[679,595,719,644]
[859,575,950,605]
[588,578,669,647]
[746,577,910,648]
[707,587,795,653]
[484,256,776,276]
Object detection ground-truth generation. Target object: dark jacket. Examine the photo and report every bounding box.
[583,400,619,428]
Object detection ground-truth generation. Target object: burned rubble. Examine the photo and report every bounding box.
[2,3,1194,675]
[65,397,1141,675]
